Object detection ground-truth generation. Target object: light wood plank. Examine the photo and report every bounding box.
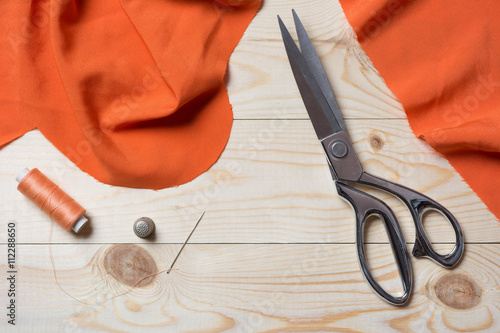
[1,244,498,332]
[0,0,498,331]
[228,17,405,119]
[243,0,354,42]
[0,119,497,245]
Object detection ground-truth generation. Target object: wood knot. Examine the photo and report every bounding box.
[104,244,158,287]
[368,132,384,152]
[434,273,482,309]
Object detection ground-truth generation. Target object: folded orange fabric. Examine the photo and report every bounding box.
[339,0,500,220]
[0,0,260,188]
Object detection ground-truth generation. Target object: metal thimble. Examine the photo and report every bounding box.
[133,217,155,238]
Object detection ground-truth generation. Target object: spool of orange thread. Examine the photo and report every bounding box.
[16,168,88,233]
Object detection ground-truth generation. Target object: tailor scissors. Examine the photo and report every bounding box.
[278,11,464,305]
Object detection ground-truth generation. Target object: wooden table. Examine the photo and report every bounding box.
[1,1,499,332]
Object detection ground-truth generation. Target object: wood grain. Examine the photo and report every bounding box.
[0,244,498,332]
[227,0,406,120]
[0,120,497,245]
[0,0,499,331]
[228,27,405,120]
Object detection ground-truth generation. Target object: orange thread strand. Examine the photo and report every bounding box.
[17,168,85,231]
[49,212,206,307]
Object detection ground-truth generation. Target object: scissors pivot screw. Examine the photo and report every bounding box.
[330,141,348,159]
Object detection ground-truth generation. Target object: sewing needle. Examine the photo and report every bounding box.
[167,211,205,274]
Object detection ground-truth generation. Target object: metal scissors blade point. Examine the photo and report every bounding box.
[291,9,346,131]
[278,15,343,140]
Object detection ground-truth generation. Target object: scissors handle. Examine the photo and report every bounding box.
[336,182,412,305]
[359,172,464,267]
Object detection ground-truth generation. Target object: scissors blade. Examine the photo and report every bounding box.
[292,10,347,131]
[278,16,342,140]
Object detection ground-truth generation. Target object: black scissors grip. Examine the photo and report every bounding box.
[359,172,464,268]
[336,182,412,306]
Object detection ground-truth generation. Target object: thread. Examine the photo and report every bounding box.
[16,168,88,233]
[49,212,206,308]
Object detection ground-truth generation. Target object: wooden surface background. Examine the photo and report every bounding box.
[1,0,500,332]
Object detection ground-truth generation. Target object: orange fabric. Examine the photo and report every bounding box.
[0,0,260,188]
[339,0,500,219]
